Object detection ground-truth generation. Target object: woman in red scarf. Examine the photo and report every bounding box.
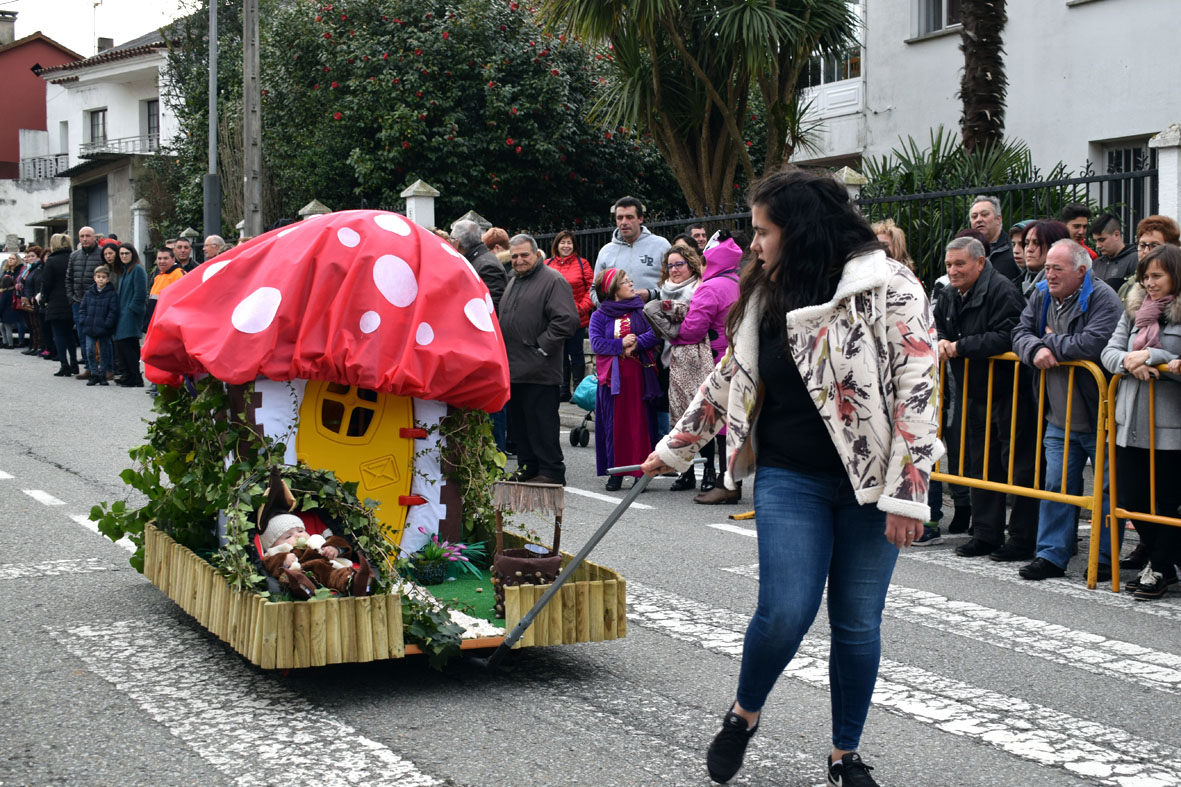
[547,231,594,400]
[589,268,661,491]
[1101,244,1181,600]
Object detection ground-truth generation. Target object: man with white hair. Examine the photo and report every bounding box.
[969,195,1020,283]
[65,225,103,378]
[450,219,507,313]
[935,235,1038,561]
[202,234,227,262]
[1011,239,1123,580]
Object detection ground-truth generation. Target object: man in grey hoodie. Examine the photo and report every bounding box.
[592,196,670,305]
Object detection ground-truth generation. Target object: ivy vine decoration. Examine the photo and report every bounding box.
[438,407,506,545]
[91,377,282,571]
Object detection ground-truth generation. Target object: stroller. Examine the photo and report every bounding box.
[568,373,595,447]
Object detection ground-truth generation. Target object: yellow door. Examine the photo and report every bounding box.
[296,381,415,549]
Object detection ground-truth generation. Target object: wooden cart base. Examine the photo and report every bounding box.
[144,525,626,668]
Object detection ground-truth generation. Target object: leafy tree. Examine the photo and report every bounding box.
[537,0,858,214]
[958,0,1008,154]
[154,0,681,235]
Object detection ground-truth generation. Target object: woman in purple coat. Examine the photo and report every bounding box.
[589,268,662,491]
[672,234,743,502]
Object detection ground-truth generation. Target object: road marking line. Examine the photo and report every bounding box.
[23,489,65,506]
[628,581,1181,786]
[902,548,1181,623]
[724,563,1181,695]
[71,513,136,553]
[707,522,757,538]
[564,485,654,510]
[47,619,441,787]
[0,470,13,479]
[0,558,113,581]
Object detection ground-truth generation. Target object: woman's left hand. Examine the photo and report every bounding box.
[1168,359,1181,375]
[885,514,925,548]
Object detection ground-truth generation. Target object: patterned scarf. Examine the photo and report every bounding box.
[1132,294,1175,351]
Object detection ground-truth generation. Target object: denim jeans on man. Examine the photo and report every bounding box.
[1036,422,1112,569]
[85,334,114,378]
[738,466,898,751]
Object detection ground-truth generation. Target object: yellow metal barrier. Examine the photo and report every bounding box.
[1105,368,1181,592]
[933,352,1114,590]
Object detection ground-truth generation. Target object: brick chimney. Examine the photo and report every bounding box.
[97,37,114,52]
[0,11,17,47]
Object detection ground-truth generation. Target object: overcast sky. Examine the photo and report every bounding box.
[3,0,189,57]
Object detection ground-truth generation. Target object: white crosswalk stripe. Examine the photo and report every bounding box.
[0,558,113,580]
[23,489,65,506]
[47,619,440,787]
[628,580,1181,786]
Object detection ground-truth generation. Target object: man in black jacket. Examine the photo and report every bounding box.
[935,236,1039,561]
[450,220,507,313]
[969,196,1020,284]
[499,234,578,485]
[1090,213,1139,294]
[65,226,103,379]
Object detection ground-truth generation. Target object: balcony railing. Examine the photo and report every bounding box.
[79,134,160,158]
[19,153,70,179]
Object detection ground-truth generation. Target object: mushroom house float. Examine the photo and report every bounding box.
[115,210,627,669]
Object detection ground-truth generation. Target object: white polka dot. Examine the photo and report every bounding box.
[441,241,481,283]
[231,287,283,334]
[337,227,361,247]
[373,254,417,307]
[464,298,494,332]
[415,322,435,345]
[374,213,411,236]
[484,292,494,313]
[359,310,381,334]
[202,260,231,281]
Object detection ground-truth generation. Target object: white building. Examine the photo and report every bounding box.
[34,28,177,242]
[795,0,1181,178]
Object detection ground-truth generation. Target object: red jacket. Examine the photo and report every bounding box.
[546,255,594,328]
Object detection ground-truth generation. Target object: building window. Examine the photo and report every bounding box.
[917,0,962,36]
[88,109,107,144]
[146,99,159,149]
[800,46,862,89]
[1103,142,1159,229]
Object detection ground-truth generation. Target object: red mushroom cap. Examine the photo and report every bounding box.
[142,210,510,412]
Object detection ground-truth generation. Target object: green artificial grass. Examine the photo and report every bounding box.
[425,572,502,625]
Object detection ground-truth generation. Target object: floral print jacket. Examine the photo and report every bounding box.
[654,249,943,521]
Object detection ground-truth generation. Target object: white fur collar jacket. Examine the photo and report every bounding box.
[655,249,944,521]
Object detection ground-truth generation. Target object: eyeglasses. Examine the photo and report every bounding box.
[119,251,133,257]
[1139,241,1163,252]
[665,261,687,270]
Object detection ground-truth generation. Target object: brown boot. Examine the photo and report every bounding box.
[694,478,741,505]
[349,554,374,597]
[279,568,316,599]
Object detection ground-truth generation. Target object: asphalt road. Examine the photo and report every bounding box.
[1,347,1179,787]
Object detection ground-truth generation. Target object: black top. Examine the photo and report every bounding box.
[755,315,845,476]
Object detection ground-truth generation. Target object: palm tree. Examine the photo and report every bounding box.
[539,0,857,214]
[958,0,1008,154]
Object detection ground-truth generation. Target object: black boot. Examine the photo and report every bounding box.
[670,467,696,491]
[948,506,972,534]
[699,463,717,492]
[605,475,623,492]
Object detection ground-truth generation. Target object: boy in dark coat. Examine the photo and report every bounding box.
[77,265,119,386]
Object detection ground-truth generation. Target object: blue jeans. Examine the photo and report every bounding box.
[1036,423,1112,570]
[85,335,114,377]
[71,302,85,350]
[489,406,507,454]
[739,466,898,751]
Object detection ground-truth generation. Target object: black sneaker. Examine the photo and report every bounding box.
[1133,567,1170,601]
[955,538,999,558]
[828,752,879,786]
[706,707,757,784]
[1083,564,1112,584]
[989,541,1035,562]
[1019,557,1065,581]
[913,524,943,546]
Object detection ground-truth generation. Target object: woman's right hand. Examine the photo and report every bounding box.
[640,451,672,476]
[1123,349,1151,372]
[622,334,638,350]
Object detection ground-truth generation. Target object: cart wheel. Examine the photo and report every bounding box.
[569,427,580,446]
[579,428,590,447]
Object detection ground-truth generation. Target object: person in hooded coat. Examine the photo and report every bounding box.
[40,233,79,376]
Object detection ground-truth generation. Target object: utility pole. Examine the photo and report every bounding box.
[202,0,221,246]
[242,0,262,236]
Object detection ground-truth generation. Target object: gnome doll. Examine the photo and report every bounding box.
[259,512,373,599]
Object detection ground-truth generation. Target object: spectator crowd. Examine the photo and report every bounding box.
[3,188,1179,600]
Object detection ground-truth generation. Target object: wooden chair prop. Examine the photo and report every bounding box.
[490,480,564,619]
